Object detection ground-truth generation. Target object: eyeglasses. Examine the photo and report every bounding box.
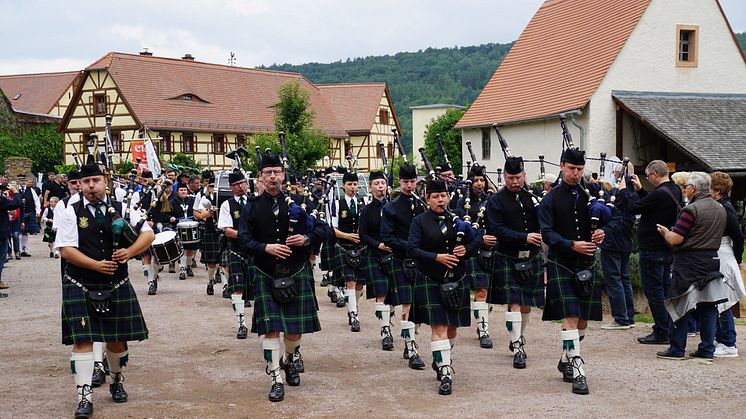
[685,184,694,188]
[261,169,284,176]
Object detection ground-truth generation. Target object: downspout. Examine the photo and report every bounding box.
[570,111,585,150]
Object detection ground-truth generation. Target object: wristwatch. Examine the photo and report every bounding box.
[302,235,310,246]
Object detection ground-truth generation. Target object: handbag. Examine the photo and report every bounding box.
[403,259,418,282]
[573,269,594,297]
[477,249,495,271]
[379,253,393,274]
[87,289,114,317]
[513,260,534,286]
[439,280,463,311]
[345,247,363,268]
[272,276,298,304]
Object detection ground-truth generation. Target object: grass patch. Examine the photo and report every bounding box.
[634,314,654,324]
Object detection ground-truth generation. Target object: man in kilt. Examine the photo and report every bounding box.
[217,169,253,339]
[408,178,481,395]
[359,171,398,350]
[17,173,42,257]
[129,171,160,295]
[538,148,610,395]
[455,164,495,349]
[237,151,327,402]
[485,156,545,369]
[381,163,426,369]
[193,177,223,295]
[170,184,197,280]
[56,164,154,418]
[332,171,367,332]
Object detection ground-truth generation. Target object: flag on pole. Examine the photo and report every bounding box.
[144,138,162,177]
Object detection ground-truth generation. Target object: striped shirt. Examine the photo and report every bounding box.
[671,211,695,237]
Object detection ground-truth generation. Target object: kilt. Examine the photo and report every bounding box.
[488,252,545,307]
[183,241,200,251]
[412,272,471,327]
[364,249,400,306]
[465,256,490,290]
[42,227,56,243]
[199,226,222,264]
[251,263,321,336]
[225,248,253,299]
[392,258,414,305]
[319,238,342,272]
[61,276,148,345]
[542,255,602,321]
[336,244,366,284]
[21,214,40,234]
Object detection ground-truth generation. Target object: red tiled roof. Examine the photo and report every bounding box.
[77,52,361,137]
[456,0,651,128]
[0,71,79,115]
[317,83,387,132]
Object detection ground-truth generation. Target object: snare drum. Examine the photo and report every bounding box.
[177,220,201,244]
[150,231,184,265]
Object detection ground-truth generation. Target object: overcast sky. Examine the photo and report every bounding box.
[1,0,744,75]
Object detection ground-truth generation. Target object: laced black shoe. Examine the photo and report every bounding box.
[328,289,338,303]
[266,367,285,402]
[438,366,454,395]
[513,343,527,369]
[282,356,300,386]
[557,358,573,383]
[147,280,157,296]
[407,342,425,370]
[403,345,410,360]
[292,348,305,373]
[206,282,214,295]
[109,373,128,403]
[350,313,360,332]
[74,385,93,419]
[178,270,186,280]
[244,298,252,308]
[320,273,330,287]
[222,285,230,298]
[381,327,394,351]
[49,251,54,258]
[478,332,493,349]
[570,357,589,395]
[336,292,346,308]
[237,318,248,339]
[186,266,194,277]
[214,271,222,283]
[91,362,107,387]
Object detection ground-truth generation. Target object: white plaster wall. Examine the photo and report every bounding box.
[412,106,460,166]
[590,0,746,165]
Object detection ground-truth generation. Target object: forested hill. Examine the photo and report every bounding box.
[261,43,513,150]
[263,33,746,150]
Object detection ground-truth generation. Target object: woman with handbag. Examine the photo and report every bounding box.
[407,178,481,396]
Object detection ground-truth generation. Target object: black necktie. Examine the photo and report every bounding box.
[272,197,279,218]
[349,199,356,217]
[239,196,246,207]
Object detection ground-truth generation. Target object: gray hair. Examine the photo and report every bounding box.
[687,171,710,192]
[645,160,669,177]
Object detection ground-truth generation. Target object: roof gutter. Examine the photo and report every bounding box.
[456,108,584,130]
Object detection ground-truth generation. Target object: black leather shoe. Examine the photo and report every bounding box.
[91,362,107,387]
[638,332,668,345]
[572,375,589,395]
[320,273,330,287]
[74,398,93,419]
[656,348,685,360]
[689,351,714,362]
[438,376,452,395]
[214,272,222,283]
[328,289,338,303]
[557,359,573,383]
[513,348,527,369]
[336,294,346,308]
[268,381,285,402]
[282,357,300,386]
[409,352,425,370]
[478,333,493,349]
[179,270,186,280]
[350,315,360,332]
[206,282,214,295]
[244,299,252,308]
[237,325,248,339]
[147,280,157,296]
[222,285,230,298]
[49,252,54,258]
[403,346,410,360]
[381,328,394,351]
[55,253,60,258]
[109,373,128,403]
[292,349,305,373]
[186,266,194,277]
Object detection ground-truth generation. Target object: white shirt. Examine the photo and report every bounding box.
[331,193,357,228]
[19,185,41,216]
[55,195,151,250]
[217,195,248,231]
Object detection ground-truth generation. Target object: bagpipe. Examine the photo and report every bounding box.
[378,139,392,201]
[273,132,316,235]
[492,124,544,208]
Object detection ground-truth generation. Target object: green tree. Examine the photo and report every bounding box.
[273,80,314,135]
[423,107,467,176]
[167,152,202,173]
[0,123,64,174]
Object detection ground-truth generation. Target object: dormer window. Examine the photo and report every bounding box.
[169,93,209,103]
[676,24,698,68]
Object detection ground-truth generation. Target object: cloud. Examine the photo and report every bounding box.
[0,58,89,75]
[223,0,271,16]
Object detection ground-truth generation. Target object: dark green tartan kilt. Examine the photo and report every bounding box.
[411,272,471,327]
[465,256,491,290]
[61,277,148,345]
[542,255,602,321]
[392,258,414,305]
[199,226,222,264]
[251,263,321,336]
[363,249,400,306]
[335,244,366,284]
[319,238,341,272]
[225,249,253,299]
[488,253,545,307]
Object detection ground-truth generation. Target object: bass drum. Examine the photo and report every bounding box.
[150,230,184,265]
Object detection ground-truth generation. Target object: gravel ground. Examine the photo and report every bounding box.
[1,238,745,418]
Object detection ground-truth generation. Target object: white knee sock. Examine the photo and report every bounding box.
[207,266,217,283]
[142,264,151,280]
[106,350,128,383]
[92,342,104,364]
[71,352,94,401]
[21,234,28,251]
[473,301,490,334]
[231,294,246,326]
[263,337,283,384]
[506,311,522,345]
[401,320,416,346]
[356,288,365,304]
[561,329,584,377]
[284,336,301,360]
[375,302,390,329]
[346,288,358,315]
[179,254,187,270]
[431,340,452,378]
[521,312,530,336]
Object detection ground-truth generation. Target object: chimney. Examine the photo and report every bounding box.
[139,49,153,56]
[182,54,195,61]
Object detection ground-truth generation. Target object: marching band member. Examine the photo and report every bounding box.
[56,164,154,418]
[237,151,327,402]
[217,170,252,339]
[170,184,197,279]
[408,177,480,395]
[194,177,223,295]
[381,163,426,370]
[129,171,159,295]
[359,171,397,350]
[42,197,60,258]
[485,156,544,368]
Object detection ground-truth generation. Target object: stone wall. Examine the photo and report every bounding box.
[4,157,33,179]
